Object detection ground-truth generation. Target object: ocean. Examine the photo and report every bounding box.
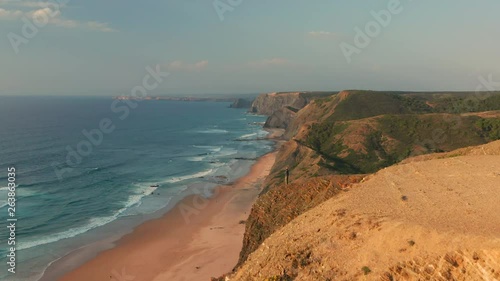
[0,96,272,281]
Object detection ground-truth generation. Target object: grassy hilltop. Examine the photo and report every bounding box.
[302,91,500,174]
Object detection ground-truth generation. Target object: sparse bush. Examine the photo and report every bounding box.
[362,266,372,275]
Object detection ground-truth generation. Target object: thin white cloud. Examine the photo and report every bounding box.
[168,60,209,72]
[86,21,115,33]
[308,31,339,39]
[0,6,115,32]
[49,17,78,28]
[247,58,289,68]
[0,8,23,19]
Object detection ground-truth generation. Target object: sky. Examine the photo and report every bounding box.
[0,0,499,96]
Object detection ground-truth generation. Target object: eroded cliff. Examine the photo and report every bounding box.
[250,92,308,115]
[221,90,500,281]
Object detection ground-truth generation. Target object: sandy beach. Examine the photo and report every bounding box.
[55,150,276,281]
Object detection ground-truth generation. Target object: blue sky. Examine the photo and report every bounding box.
[1,0,499,95]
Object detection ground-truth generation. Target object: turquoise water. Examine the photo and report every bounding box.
[0,96,272,281]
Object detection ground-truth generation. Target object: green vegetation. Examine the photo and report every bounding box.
[325,91,500,121]
[433,94,500,113]
[306,122,365,173]
[300,91,336,100]
[377,114,484,154]
[305,111,499,174]
[314,96,334,108]
[285,106,300,113]
[476,118,500,140]
[327,92,432,122]
[306,122,348,152]
[299,91,500,174]
[362,266,372,275]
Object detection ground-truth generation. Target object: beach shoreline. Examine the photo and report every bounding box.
[45,129,281,281]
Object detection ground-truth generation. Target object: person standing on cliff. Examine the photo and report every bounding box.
[285,167,289,185]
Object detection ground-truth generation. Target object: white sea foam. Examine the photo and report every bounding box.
[17,188,37,197]
[258,129,270,137]
[238,132,257,139]
[214,148,238,157]
[164,169,214,184]
[17,184,159,251]
[18,214,121,251]
[193,145,222,152]
[124,184,159,209]
[187,156,206,162]
[0,187,8,209]
[197,129,229,134]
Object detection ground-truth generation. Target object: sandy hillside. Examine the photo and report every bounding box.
[229,141,500,281]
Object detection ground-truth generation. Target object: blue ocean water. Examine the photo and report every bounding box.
[0,96,272,281]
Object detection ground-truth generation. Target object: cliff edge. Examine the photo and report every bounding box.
[229,141,500,280]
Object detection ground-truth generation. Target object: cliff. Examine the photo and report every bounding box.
[218,90,500,281]
[229,98,254,109]
[251,91,335,131]
[228,141,500,280]
[237,175,364,269]
[250,92,334,115]
[250,92,308,115]
[263,106,297,129]
[263,91,500,181]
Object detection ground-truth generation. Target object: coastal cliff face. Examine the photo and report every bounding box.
[263,107,297,129]
[229,98,254,109]
[284,92,348,139]
[250,92,308,115]
[252,91,335,129]
[224,90,500,280]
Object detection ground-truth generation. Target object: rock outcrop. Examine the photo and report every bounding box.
[252,91,335,131]
[229,98,254,109]
[263,107,297,129]
[250,92,308,115]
